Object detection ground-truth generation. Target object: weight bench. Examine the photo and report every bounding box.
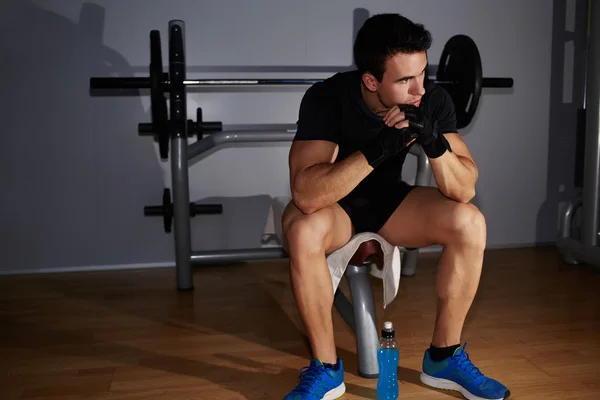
[268,145,432,378]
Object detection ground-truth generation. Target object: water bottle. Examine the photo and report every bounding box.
[376,321,399,400]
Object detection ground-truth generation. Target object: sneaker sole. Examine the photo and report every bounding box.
[420,373,506,400]
[322,382,346,400]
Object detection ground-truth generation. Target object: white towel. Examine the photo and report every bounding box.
[263,196,403,308]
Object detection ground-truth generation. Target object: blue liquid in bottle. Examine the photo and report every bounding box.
[376,321,399,400]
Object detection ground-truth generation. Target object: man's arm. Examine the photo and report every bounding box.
[289,82,374,214]
[400,85,478,204]
[429,133,478,203]
[289,140,373,214]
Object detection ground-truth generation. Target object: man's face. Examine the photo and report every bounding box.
[374,51,428,109]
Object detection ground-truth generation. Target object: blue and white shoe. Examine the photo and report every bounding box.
[283,358,346,400]
[420,344,511,400]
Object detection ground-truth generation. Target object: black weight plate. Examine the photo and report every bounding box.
[149,30,169,159]
[168,22,187,139]
[436,35,482,129]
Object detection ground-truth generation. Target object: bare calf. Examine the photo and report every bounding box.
[378,186,487,347]
[281,201,353,364]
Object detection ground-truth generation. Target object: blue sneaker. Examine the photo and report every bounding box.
[283,358,346,400]
[420,344,511,400]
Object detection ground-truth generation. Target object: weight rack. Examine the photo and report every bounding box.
[152,21,294,289]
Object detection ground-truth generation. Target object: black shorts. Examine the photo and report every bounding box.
[338,181,414,234]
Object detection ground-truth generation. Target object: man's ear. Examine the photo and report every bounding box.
[361,72,379,92]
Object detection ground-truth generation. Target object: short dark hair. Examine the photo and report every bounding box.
[353,13,432,81]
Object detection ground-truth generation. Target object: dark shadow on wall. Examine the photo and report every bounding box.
[536,0,588,246]
[0,1,169,272]
[134,7,370,76]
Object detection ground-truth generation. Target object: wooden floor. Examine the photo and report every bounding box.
[0,247,599,399]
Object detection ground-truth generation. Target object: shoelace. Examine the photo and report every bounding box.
[294,365,327,394]
[454,350,484,380]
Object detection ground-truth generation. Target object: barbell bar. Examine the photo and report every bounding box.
[89,30,513,133]
[89,76,513,89]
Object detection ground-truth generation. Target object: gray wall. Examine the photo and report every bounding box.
[0,0,581,274]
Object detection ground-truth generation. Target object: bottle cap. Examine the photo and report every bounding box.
[381,321,395,338]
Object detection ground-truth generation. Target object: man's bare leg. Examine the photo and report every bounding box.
[281,201,354,364]
[378,186,511,398]
[377,186,486,348]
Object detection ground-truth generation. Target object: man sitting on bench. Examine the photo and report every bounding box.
[280,13,510,400]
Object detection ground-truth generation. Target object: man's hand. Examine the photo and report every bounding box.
[382,105,411,130]
[398,104,451,159]
[359,124,418,168]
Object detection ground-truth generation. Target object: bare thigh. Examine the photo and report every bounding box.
[377,186,485,248]
[281,200,354,255]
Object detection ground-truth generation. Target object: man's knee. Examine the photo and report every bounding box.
[447,202,487,249]
[282,202,330,257]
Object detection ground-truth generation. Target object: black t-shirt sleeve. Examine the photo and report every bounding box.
[428,84,458,134]
[294,83,340,144]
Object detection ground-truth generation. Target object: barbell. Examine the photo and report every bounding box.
[89,22,514,159]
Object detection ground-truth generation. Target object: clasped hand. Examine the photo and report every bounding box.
[382,104,435,146]
[360,103,449,168]
[382,104,450,159]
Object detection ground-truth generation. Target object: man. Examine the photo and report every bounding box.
[281,12,510,400]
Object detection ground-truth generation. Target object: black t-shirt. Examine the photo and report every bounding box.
[293,70,457,196]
